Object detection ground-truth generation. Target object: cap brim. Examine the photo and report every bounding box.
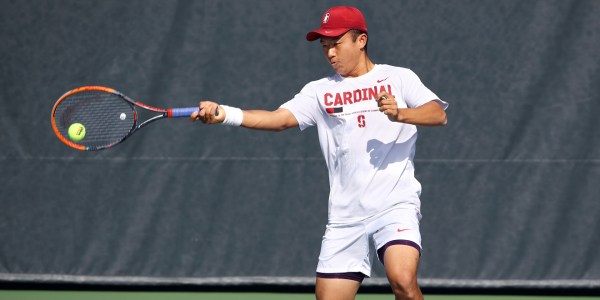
[306,28,351,41]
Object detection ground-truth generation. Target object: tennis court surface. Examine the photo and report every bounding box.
[1,291,600,300]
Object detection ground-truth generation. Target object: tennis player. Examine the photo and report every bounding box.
[192,6,447,300]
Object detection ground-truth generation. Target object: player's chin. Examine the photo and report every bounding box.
[334,67,350,77]
[330,63,343,73]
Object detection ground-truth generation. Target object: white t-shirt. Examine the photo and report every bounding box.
[281,64,448,224]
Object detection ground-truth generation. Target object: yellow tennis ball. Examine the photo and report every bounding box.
[68,123,86,142]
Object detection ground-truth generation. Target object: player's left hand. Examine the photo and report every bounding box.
[376,92,399,122]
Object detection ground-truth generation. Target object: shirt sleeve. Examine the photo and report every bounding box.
[402,69,448,110]
[279,82,321,131]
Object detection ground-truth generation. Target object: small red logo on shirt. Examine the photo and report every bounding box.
[397,228,410,233]
[326,107,343,114]
[377,77,389,83]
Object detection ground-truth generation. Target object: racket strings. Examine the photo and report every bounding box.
[54,91,135,149]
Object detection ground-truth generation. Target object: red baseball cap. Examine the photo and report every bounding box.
[306,6,367,41]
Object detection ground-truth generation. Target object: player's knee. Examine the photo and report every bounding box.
[388,272,421,300]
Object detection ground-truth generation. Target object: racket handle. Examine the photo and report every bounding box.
[168,107,199,118]
[168,107,220,118]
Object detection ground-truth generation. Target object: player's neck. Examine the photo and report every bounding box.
[341,57,375,78]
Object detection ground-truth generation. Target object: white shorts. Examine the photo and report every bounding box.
[316,206,422,278]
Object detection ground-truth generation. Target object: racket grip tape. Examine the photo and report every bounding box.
[168,107,220,118]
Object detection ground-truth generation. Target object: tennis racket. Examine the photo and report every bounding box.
[51,86,209,151]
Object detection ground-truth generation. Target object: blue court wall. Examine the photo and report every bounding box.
[1,0,599,289]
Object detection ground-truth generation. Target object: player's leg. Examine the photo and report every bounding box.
[315,274,362,300]
[381,243,423,300]
[315,222,371,300]
[371,208,423,300]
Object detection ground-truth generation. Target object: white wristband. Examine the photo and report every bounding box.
[220,105,243,126]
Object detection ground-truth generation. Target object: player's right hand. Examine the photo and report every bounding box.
[191,101,225,124]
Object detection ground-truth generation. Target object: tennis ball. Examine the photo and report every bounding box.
[68,123,86,142]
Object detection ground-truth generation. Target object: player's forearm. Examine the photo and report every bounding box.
[241,108,298,131]
[396,101,447,126]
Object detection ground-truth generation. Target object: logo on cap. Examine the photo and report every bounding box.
[306,6,367,41]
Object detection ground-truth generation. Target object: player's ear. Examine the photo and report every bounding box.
[358,33,368,50]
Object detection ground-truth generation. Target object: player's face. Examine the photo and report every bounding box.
[320,32,367,77]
